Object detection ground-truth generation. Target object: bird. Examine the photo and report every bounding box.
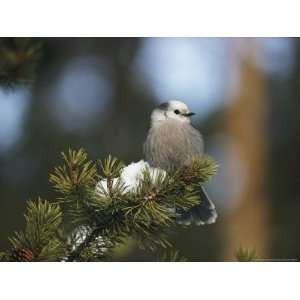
[143,100,217,225]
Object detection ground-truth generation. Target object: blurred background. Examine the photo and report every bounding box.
[0,37,299,261]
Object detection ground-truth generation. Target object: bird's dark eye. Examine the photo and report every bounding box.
[174,109,180,115]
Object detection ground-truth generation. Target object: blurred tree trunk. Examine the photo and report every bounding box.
[222,40,269,260]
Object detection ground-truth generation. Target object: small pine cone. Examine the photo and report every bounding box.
[11,248,34,262]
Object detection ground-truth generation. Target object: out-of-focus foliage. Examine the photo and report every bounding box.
[0,38,42,88]
[158,250,188,262]
[235,247,257,262]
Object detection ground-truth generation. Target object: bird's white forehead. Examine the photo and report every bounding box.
[167,100,189,111]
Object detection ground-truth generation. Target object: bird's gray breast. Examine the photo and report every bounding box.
[144,120,204,171]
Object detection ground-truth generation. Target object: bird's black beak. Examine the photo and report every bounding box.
[183,112,196,117]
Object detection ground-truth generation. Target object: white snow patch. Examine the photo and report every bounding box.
[95,178,120,196]
[120,160,149,189]
[95,160,166,196]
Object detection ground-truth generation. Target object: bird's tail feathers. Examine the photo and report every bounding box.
[177,186,217,226]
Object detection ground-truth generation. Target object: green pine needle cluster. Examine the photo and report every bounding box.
[2,148,219,261]
[9,199,66,261]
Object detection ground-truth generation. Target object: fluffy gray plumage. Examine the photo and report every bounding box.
[144,100,217,225]
[144,118,204,171]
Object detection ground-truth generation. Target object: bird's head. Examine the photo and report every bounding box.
[150,100,195,126]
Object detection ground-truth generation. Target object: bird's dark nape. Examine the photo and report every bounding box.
[158,102,169,110]
[177,186,218,226]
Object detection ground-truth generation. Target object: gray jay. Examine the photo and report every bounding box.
[144,100,217,225]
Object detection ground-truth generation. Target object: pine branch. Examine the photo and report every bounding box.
[4,148,219,261]
[49,148,99,225]
[57,149,218,260]
[8,198,66,262]
[66,222,111,262]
